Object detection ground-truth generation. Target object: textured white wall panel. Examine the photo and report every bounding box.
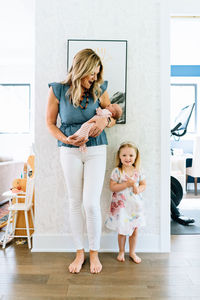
[34,0,163,251]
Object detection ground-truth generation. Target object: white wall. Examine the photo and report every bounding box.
[33,0,170,252]
[170,0,200,16]
[171,17,200,65]
[0,0,34,161]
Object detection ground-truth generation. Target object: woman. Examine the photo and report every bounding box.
[46,49,115,274]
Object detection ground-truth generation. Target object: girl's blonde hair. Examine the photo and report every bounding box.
[62,48,104,107]
[116,142,141,172]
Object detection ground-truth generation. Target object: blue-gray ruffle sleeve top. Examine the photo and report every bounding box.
[48,81,108,148]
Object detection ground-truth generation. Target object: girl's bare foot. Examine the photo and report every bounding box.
[117,251,125,262]
[90,250,102,274]
[68,249,85,273]
[129,252,141,264]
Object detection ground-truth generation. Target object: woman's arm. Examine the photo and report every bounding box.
[100,91,116,128]
[46,87,68,144]
[46,87,87,146]
[89,91,116,137]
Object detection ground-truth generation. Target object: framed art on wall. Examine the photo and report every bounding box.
[67,39,127,124]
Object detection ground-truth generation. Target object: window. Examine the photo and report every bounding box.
[0,84,30,134]
[170,84,197,133]
[170,17,200,136]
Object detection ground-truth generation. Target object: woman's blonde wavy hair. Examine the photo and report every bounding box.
[62,48,104,107]
[116,142,141,172]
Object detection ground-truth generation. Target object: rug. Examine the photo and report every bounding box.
[171,209,200,235]
[0,203,9,229]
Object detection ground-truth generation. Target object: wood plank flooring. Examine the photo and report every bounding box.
[0,235,200,299]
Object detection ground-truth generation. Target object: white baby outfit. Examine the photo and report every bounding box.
[105,167,145,236]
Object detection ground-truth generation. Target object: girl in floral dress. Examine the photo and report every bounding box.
[105,142,146,263]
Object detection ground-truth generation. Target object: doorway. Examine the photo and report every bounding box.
[170,16,200,235]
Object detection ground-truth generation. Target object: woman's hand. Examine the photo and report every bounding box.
[66,135,88,147]
[88,117,108,137]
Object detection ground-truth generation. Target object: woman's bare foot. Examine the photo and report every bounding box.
[90,250,102,274]
[129,252,141,264]
[68,249,85,273]
[117,251,125,262]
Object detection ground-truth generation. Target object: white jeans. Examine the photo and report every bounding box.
[60,145,107,251]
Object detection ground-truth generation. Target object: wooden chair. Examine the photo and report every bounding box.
[2,174,35,249]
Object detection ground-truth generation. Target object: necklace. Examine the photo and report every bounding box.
[79,89,89,109]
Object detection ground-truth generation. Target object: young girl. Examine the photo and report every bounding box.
[105,142,146,263]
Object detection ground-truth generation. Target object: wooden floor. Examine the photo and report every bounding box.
[0,236,200,299]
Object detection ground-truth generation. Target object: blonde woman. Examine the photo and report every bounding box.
[46,49,115,274]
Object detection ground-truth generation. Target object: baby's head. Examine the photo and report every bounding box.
[106,103,122,120]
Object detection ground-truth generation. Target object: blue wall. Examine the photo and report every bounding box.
[171,65,200,77]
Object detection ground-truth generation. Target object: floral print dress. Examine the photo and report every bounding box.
[105,167,145,236]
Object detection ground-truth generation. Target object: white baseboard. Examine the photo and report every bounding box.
[32,233,163,253]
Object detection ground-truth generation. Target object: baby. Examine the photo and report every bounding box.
[67,103,122,152]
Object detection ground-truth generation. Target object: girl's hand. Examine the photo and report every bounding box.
[88,117,107,137]
[66,135,88,147]
[126,178,140,194]
[126,178,135,188]
[133,185,140,194]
